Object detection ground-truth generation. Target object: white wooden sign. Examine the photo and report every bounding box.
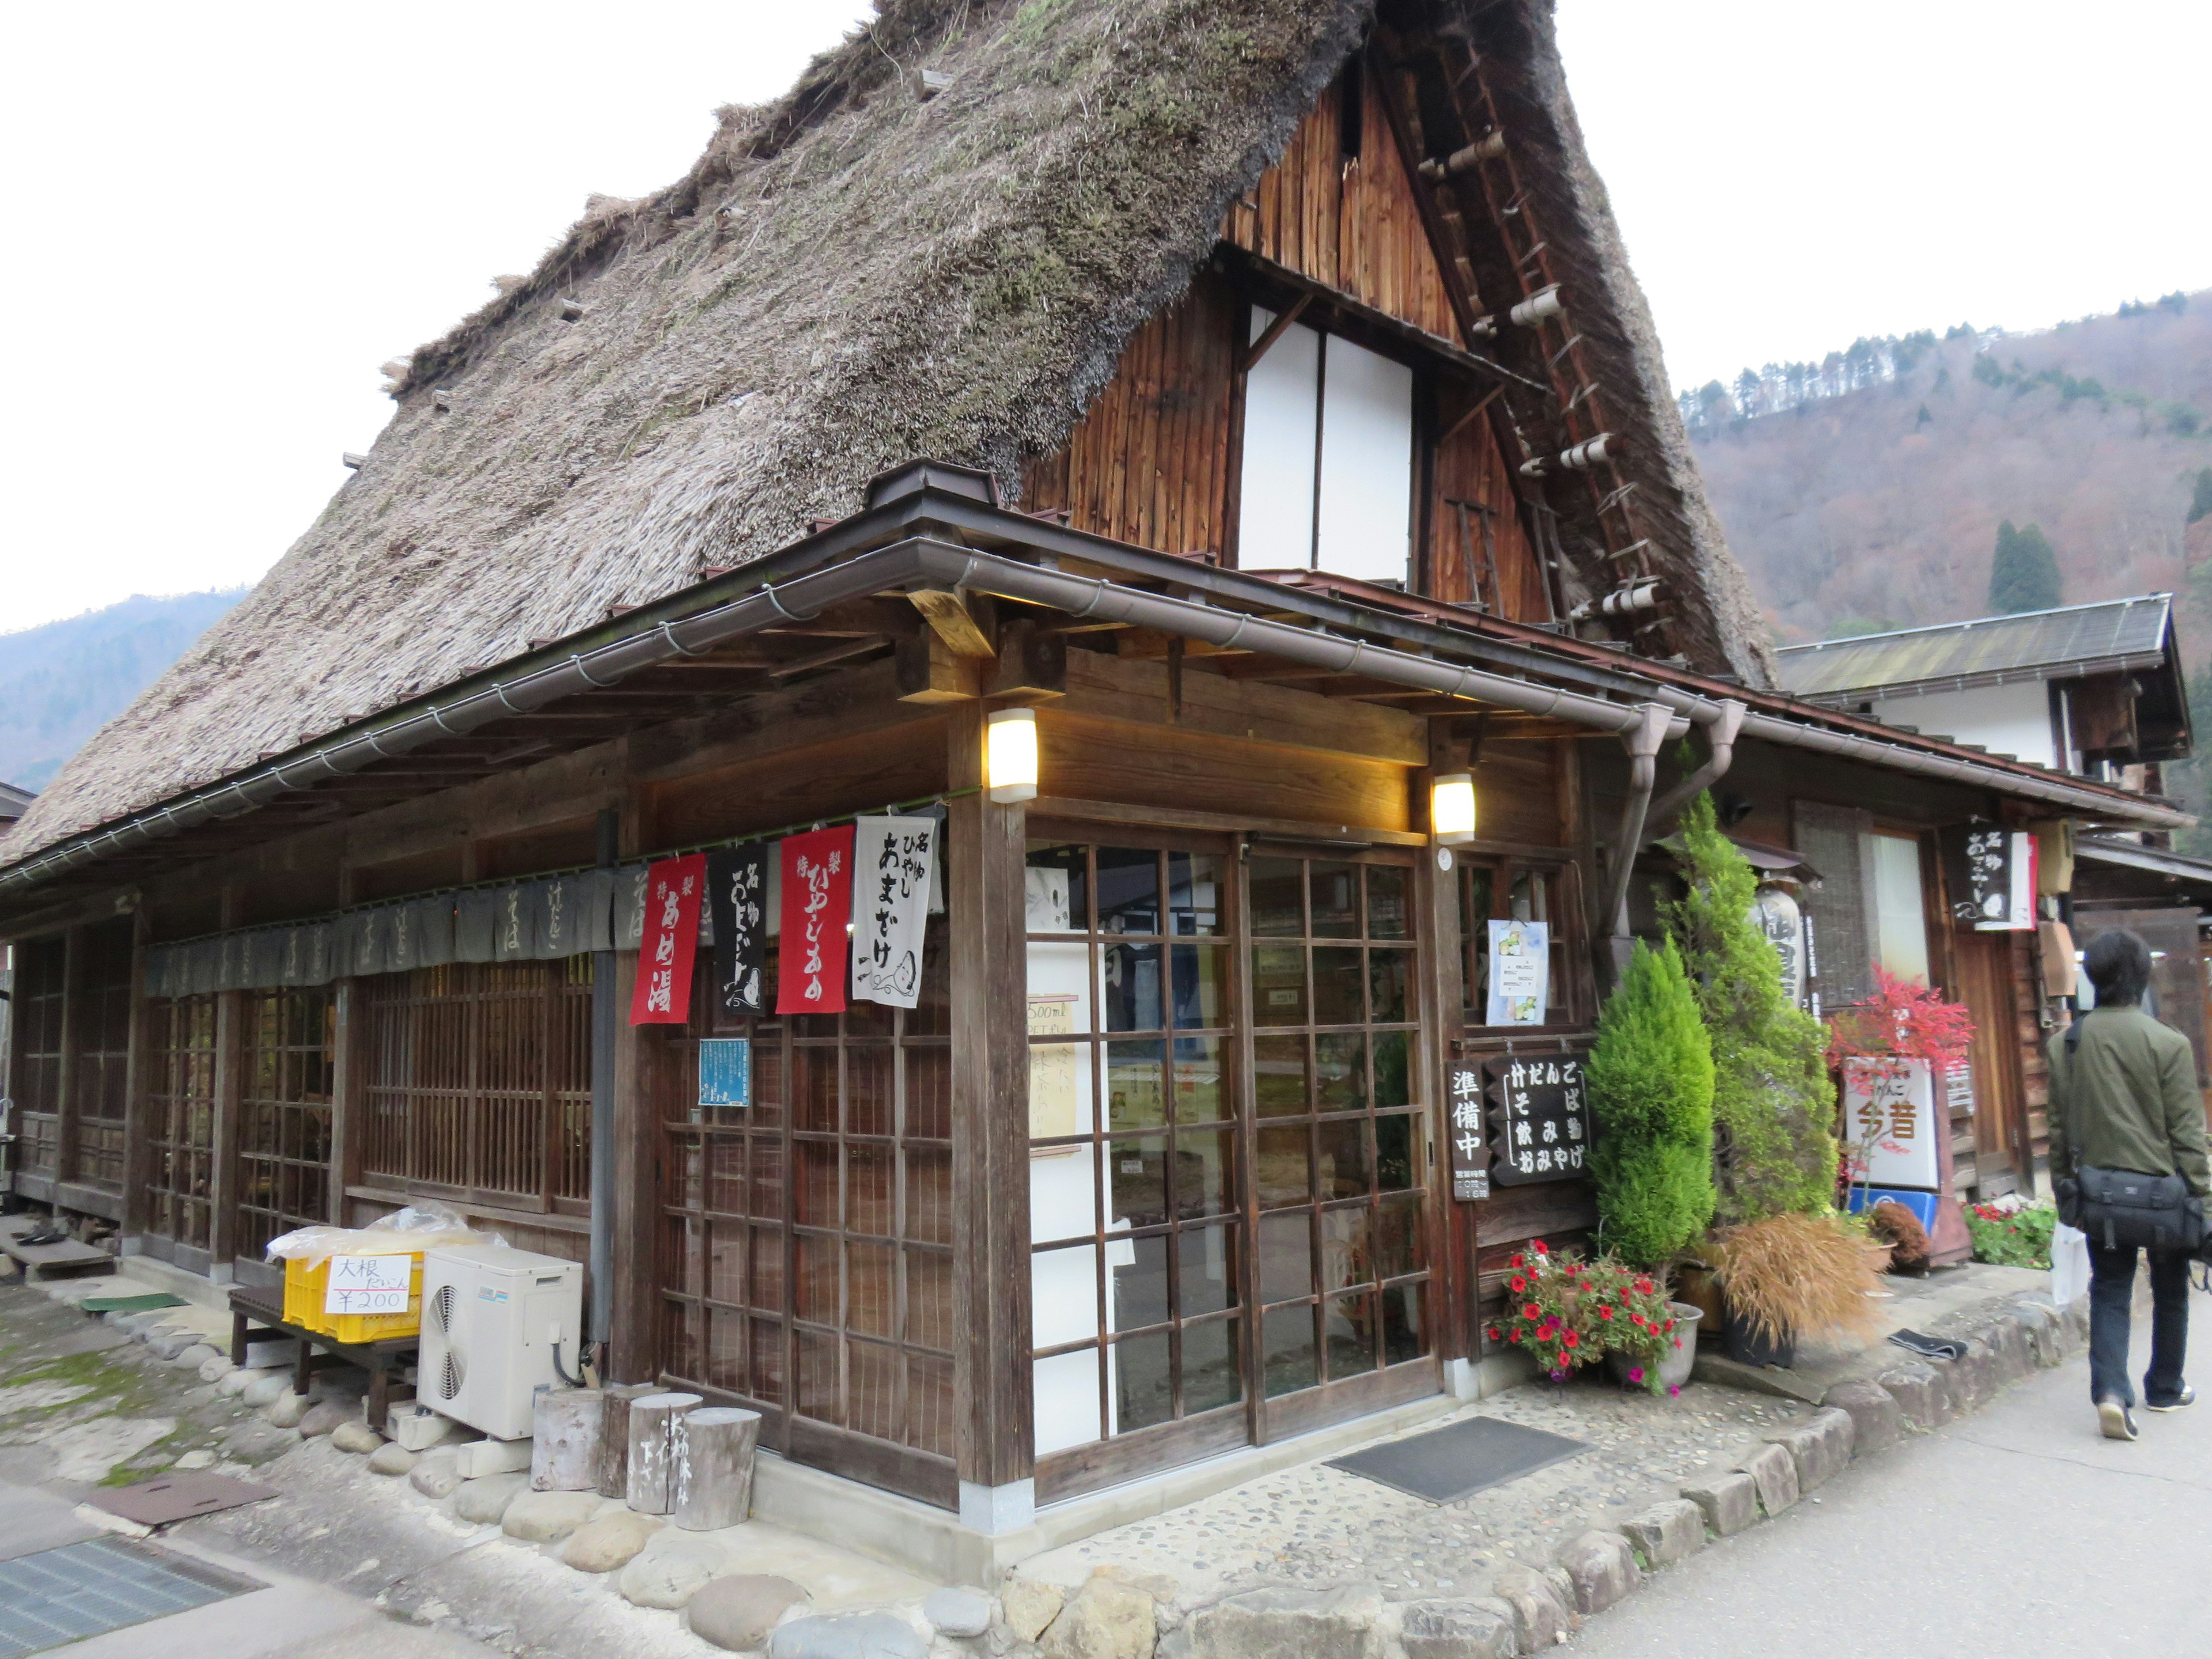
[1843,1057,1940,1191]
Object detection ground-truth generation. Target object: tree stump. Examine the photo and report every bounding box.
[625,1391,702,1514]
[531,1388,604,1491]
[672,1406,763,1531]
[598,1382,664,1499]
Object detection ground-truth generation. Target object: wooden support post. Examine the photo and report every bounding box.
[329,979,359,1224]
[530,1388,606,1491]
[210,988,243,1272]
[672,1405,762,1531]
[599,1381,662,1498]
[54,925,82,1197]
[121,909,155,1245]
[1420,723,1469,1366]
[607,953,655,1384]
[625,1390,702,1514]
[945,705,1033,1507]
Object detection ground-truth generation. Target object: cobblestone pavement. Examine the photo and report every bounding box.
[1021,1376,1812,1611]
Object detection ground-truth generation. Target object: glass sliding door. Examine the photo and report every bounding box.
[1245,853,1433,1438]
[1027,836,1246,1496]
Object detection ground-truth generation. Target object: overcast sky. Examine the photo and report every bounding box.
[1,1,2205,635]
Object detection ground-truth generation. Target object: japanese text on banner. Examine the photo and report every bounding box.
[707,844,770,1023]
[628,853,706,1025]
[851,815,937,1008]
[777,827,855,1015]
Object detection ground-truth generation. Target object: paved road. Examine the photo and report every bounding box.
[1574,1302,2212,1656]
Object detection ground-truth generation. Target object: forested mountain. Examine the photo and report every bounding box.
[1685,289,2212,644]
[0,591,243,794]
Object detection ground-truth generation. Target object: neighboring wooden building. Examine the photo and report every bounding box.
[0,0,2187,1580]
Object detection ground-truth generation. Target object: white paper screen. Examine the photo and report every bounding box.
[1316,334,1414,583]
[1236,308,1320,567]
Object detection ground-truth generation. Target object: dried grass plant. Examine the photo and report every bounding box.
[1707,1211,1888,1345]
[1865,1199,1932,1274]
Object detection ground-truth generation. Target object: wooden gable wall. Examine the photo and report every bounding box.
[1021,60,1546,621]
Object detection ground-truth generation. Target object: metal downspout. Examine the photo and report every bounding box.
[1646,699,1747,832]
[1602,704,1676,979]
[588,806,619,1380]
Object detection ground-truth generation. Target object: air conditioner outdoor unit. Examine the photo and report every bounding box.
[421,1244,584,1441]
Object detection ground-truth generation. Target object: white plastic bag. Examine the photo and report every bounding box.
[264,1201,501,1268]
[2050,1221,2091,1307]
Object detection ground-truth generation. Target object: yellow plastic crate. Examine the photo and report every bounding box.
[283,1250,426,1342]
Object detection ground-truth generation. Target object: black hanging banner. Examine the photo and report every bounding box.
[707,843,771,1031]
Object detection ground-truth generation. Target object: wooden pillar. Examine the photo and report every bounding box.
[54,925,83,1195]
[607,950,655,1384]
[121,908,156,1244]
[1421,724,1469,1365]
[329,979,360,1223]
[946,704,1033,1515]
[209,988,243,1271]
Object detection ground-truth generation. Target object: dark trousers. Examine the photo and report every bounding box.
[2086,1240,2191,1407]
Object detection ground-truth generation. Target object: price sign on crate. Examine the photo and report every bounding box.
[325,1254,412,1316]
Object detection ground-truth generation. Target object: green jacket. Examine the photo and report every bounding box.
[2047,1005,2211,1198]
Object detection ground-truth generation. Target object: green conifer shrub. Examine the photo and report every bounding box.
[1662,793,1838,1224]
[1586,938,1715,1266]
[1987,520,2063,613]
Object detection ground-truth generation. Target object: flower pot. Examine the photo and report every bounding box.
[1721,1297,1796,1370]
[1672,1260,1723,1342]
[1604,1304,1703,1391]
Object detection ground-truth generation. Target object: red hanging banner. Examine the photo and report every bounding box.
[777,826,855,1015]
[628,853,707,1025]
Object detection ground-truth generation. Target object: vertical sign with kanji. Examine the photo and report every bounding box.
[706,843,770,1029]
[776,826,855,1016]
[850,815,936,1008]
[1483,1051,1593,1185]
[1944,826,2036,931]
[629,854,706,1025]
[1446,1062,1491,1200]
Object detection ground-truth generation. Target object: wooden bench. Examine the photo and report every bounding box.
[0,1215,117,1282]
[229,1283,418,1424]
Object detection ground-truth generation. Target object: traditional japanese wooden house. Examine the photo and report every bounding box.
[0,0,2188,1580]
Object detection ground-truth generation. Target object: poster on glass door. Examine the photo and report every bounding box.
[1487,919,1550,1026]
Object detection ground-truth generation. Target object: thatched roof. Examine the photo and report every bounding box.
[3,0,1769,872]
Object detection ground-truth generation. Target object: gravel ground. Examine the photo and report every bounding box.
[1018,1374,1811,1610]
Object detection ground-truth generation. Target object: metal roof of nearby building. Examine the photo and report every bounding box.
[2076,834,2212,884]
[0,781,35,823]
[1775,594,2174,702]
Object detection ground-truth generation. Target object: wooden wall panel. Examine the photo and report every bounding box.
[1021,271,1237,559]
[1221,59,1460,344]
[644,726,948,854]
[1037,708,1413,834]
[1471,741,1561,847]
[1430,404,1546,620]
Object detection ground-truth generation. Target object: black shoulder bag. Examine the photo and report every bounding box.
[2055,1016,2207,1254]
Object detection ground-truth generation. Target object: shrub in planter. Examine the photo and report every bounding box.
[1586,938,1716,1267]
[1487,1243,1687,1395]
[1706,1211,1886,1361]
[1662,793,1836,1224]
[1865,1199,1931,1273]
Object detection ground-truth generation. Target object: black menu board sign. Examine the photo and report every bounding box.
[1460,1051,1594,1191]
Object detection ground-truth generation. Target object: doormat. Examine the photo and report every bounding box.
[85,1471,280,1527]
[1327,1415,1589,1504]
[79,1293,187,1316]
[0,1536,262,1658]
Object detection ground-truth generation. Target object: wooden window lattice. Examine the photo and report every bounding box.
[361,958,593,1212]
[236,989,335,1260]
[145,995,219,1251]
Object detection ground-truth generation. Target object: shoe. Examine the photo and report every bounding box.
[2098,1397,2140,1441]
[2145,1385,2196,1412]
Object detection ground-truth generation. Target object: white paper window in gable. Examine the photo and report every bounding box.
[1234,308,1413,583]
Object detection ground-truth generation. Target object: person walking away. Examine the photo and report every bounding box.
[2048,929,2210,1441]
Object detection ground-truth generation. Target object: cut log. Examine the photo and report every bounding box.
[530,1388,605,1492]
[671,1406,762,1532]
[599,1382,665,1499]
[624,1391,702,1514]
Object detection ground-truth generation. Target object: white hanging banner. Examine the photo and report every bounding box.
[851,815,938,1007]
